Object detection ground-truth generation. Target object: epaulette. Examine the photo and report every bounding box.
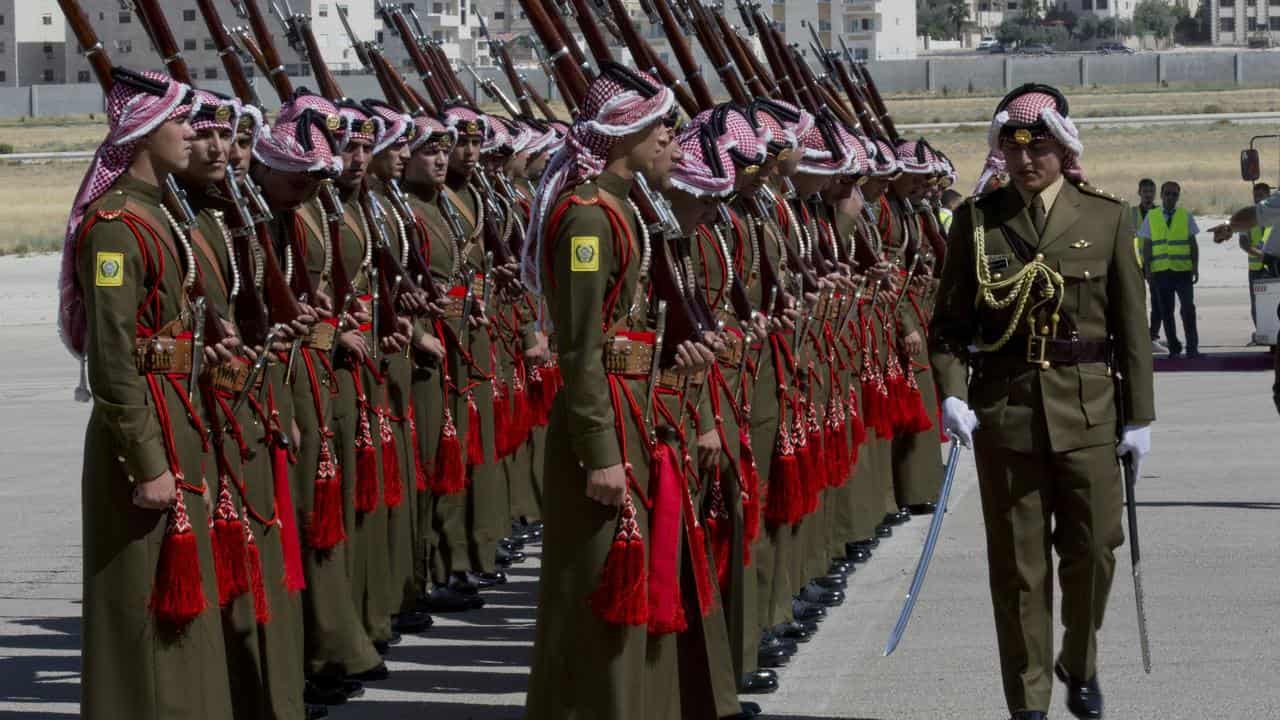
[94,189,129,220]
[1076,182,1123,204]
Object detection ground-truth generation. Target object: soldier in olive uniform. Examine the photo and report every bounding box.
[931,85,1154,720]
[65,67,235,720]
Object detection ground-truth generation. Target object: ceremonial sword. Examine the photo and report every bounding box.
[883,435,962,657]
[1115,366,1153,674]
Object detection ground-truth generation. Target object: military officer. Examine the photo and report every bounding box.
[65,67,235,720]
[931,84,1155,720]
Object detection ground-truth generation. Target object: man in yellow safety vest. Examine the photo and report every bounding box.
[1133,178,1165,353]
[1138,180,1201,358]
[1236,183,1276,327]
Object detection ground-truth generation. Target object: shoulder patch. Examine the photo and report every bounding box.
[95,251,125,287]
[1077,183,1123,205]
[570,236,600,272]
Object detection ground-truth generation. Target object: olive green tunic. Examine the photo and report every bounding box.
[78,175,233,720]
[931,180,1155,714]
[525,172,679,720]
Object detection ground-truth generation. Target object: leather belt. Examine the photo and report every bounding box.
[135,336,193,375]
[305,319,336,351]
[715,329,746,368]
[603,330,655,378]
[986,336,1111,368]
[206,360,251,394]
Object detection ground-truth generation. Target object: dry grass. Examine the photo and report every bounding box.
[0,161,84,254]
[0,116,108,154]
[891,87,1280,125]
[939,120,1255,216]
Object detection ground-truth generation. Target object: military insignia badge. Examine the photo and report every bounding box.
[96,252,124,287]
[1013,128,1032,146]
[327,114,342,131]
[570,236,599,272]
[215,105,232,123]
[1070,239,1091,249]
[361,119,376,135]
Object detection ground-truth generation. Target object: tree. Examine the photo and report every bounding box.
[944,0,970,40]
[1134,0,1177,38]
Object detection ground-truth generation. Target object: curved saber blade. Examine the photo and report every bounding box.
[1123,454,1152,674]
[884,437,963,657]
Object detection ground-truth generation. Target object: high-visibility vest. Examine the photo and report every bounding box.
[1132,206,1152,270]
[1249,226,1271,271]
[938,207,954,234]
[1148,208,1193,273]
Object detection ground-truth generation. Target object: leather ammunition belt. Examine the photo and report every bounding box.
[135,335,193,375]
[206,359,252,395]
[716,329,746,367]
[443,273,486,320]
[986,335,1111,367]
[659,367,704,391]
[603,330,655,378]
[305,319,337,351]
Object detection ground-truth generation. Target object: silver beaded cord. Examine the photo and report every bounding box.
[313,199,332,285]
[746,213,760,285]
[212,210,241,300]
[250,238,265,291]
[712,225,736,286]
[468,186,487,242]
[159,203,197,291]
[625,198,651,321]
[357,201,373,280]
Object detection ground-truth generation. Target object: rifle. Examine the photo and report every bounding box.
[229,0,294,99]
[545,0,596,82]
[740,2,801,106]
[463,62,522,119]
[473,7,535,119]
[517,0,589,104]
[532,45,580,119]
[645,0,715,111]
[852,61,899,142]
[708,9,774,100]
[195,0,261,107]
[58,0,112,92]
[521,72,560,123]
[674,0,750,107]
[270,0,345,103]
[595,0,699,118]
[387,178,443,305]
[375,1,446,112]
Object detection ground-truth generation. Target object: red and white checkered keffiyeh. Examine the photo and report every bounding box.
[751,99,814,155]
[365,100,412,156]
[988,88,1086,182]
[895,139,934,175]
[798,116,856,176]
[190,90,236,134]
[59,69,196,358]
[507,119,536,155]
[522,62,675,292]
[868,137,899,177]
[522,123,558,157]
[482,115,515,155]
[669,119,735,199]
[254,92,342,176]
[338,101,381,150]
[443,104,489,139]
[409,114,456,153]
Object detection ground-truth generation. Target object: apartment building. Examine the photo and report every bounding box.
[1211,0,1280,45]
[0,0,66,87]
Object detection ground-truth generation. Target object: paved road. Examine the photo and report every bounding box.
[1,251,1277,718]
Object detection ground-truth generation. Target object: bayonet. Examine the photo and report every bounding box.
[232,323,286,416]
[644,300,669,440]
[189,296,207,403]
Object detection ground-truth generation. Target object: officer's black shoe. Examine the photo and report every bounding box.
[392,611,433,634]
[774,620,814,642]
[855,536,880,549]
[304,679,349,706]
[373,639,390,656]
[759,632,798,656]
[798,582,844,606]
[1010,712,1046,720]
[1055,662,1103,719]
[908,502,937,515]
[793,617,819,634]
[791,598,828,621]
[739,670,779,694]
[845,542,872,563]
[1168,350,1183,360]
[894,508,913,525]
[338,678,364,699]
[496,546,526,567]
[741,699,764,715]
[448,574,481,594]
[467,570,508,587]
[1187,348,1203,359]
[829,558,854,576]
[874,523,893,538]
[501,536,526,551]
[306,703,329,720]
[349,662,390,682]
[756,643,790,668]
[812,573,847,590]
[421,586,484,612]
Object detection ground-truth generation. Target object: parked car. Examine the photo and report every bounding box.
[1097,42,1135,54]
[977,36,999,50]
[987,43,1007,54]
[1018,43,1055,55]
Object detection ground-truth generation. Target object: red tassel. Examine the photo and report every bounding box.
[527,368,547,427]
[589,492,648,626]
[466,393,484,467]
[764,424,802,530]
[272,442,306,593]
[738,428,761,549]
[432,407,467,495]
[212,476,249,605]
[901,367,935,434]
[647,443,687,635]
[379,412,403,509]
[512,376,530,443]
[306,438,346,550]
[410,413,428,492]
[244,513,270,625]
[355,404,378,514]
[150,490,209,628]
[684,493,716,617]
[706,471,732,591]
[849,386,868,449]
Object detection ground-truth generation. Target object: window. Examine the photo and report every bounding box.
[204,67,218,79]
[0,41,5,53]
[854,47,869,60]
[1096,0,1107,8]
[78,70,90,83]
[205,38,215,50]
[43,69,54,82]
[434,3,444,14]
[183,9,196,21]
[318,3,328,17]
[184,38,197,50]
[0,14,5,25]
[495,10,505,19]
[42,13,53,25]
[319,33,329,47]
[1271,16,1280,29]
[1249,16,1259,30]
[119,10,131,23]
[1221,17,1235,31]
[1271,0,1280,6]
[0,71,6,82]
[42,43,53,55]
[116,39,133,53]
[1081,0,1092,8]
[376,31,385,43]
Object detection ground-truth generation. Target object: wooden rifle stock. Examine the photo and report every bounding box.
[517,0,590,101]
[854,63,899,142]
[57,0,113,92]
[598,0,698,117]
[545,3,595,82]
[386,179,442,304]
[522,74,559,122]
[319,182,356,320]
[648,0,715,111]
[278,6,345,102]
[709,11,773,100]
[236,0,294,100]
[378,4,449,110]
[130,0,193,84]
[195,0,260,106]
[677,0,750,107]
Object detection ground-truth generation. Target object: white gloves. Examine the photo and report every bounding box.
[1117,424,1151,478]
[941,396,979,447]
